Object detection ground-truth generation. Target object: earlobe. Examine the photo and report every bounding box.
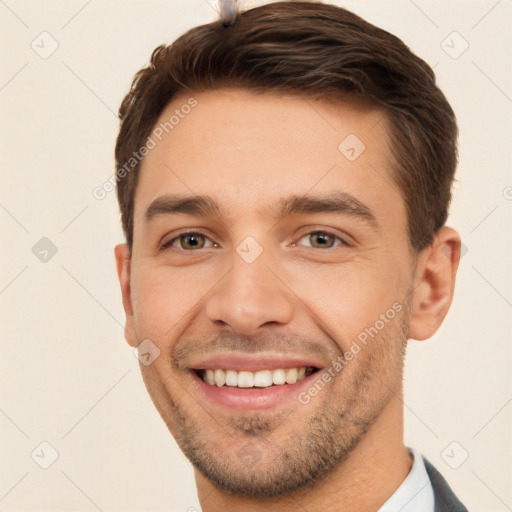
[408,227,461,341]
[114,243,138,347]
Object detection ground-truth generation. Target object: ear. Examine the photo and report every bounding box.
[408,226,461,341]
[114,243,138,347]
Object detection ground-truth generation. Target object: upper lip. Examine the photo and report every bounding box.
[188,353,325,372]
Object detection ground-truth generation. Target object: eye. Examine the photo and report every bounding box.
[295,231,346,249]
[160,231,217,251]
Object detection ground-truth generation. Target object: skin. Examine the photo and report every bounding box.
[115,89,461,511]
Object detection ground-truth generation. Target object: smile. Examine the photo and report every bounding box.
[197,367,317,388]
[187,353,326,410]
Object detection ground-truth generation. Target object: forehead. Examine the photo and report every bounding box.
[135,88,403,227]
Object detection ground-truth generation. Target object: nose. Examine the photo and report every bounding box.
[205,250,295,336]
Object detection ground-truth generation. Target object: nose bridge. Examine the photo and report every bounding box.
[205,242,295,334]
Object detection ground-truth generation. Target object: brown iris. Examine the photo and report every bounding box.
[179,233,206,250]
[308,232,336,248]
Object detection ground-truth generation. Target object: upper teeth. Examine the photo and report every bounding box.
[202,367,312,388]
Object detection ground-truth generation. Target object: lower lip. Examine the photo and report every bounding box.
[190,370,320,411]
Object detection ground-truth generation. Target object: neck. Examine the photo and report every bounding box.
[194,396,412,512]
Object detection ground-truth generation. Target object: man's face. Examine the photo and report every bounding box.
[120,89,417,497]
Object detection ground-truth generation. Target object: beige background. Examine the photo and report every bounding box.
[1,0,511,510]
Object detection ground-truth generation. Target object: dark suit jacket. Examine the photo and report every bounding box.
[423,457,468,512]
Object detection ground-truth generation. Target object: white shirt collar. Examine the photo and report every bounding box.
[377,448,434,512]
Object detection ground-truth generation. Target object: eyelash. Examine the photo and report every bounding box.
[159,230,349,252]
[160,231,218,251]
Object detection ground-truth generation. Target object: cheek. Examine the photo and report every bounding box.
[288,257,407,348]
[130,264,199,340]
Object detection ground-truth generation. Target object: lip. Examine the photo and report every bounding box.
[189,367,322,411]
[188,353,325,373]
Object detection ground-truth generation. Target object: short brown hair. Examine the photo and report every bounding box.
[115,1,458,252]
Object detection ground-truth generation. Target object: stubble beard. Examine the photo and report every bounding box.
[162,307,411,498]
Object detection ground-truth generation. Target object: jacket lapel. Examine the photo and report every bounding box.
[423,456,468,512]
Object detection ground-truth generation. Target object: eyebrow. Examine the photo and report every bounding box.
[145,192,379,229]
[278,192,378,228]
[146,195,222,221]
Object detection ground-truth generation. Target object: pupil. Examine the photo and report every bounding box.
[183,234,203,249]
[312,233,332,247]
